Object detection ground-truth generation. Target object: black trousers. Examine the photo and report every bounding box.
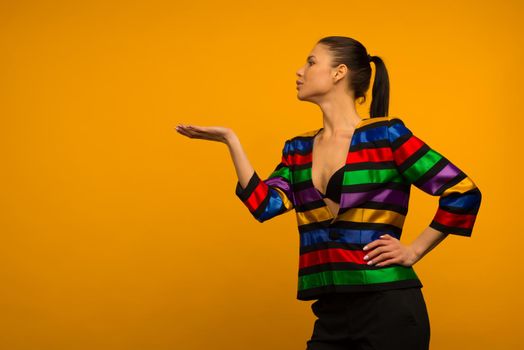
[306,287,430,350]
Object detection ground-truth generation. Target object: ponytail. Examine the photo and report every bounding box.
[369,55,390,118]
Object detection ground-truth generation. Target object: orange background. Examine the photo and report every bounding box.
[1,1,522,349]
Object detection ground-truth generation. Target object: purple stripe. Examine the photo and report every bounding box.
[265,177,293,199]
[341,188,409,208]
[419,162,460,195]
[295,187,320,206]
[294,186,409,209]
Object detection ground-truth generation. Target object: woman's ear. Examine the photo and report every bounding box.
[333,64,348,83]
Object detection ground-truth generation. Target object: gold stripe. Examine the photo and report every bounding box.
[442,176,478,196]
[296,129,321,138]
[336,207,406,228]
[273,187,294,211]
[361,116,389,126]
[296,206,333,225]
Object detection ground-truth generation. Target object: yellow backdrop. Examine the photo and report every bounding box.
[1,1,522,349]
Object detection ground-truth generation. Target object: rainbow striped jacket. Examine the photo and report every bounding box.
[235,116,482,301]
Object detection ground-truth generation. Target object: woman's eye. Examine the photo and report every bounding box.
[308,61,313,65]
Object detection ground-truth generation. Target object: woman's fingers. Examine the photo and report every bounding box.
[176,124,203,136]
[177,126,207,139]
[368,251,395,266]
[174,124,230,143]
[375,258,398,267]
[175,125,194,138]
[364,245,387,262]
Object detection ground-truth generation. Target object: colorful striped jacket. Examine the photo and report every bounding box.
[235,116,482,301]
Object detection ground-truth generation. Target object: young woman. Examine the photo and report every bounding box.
[175,36,482,350]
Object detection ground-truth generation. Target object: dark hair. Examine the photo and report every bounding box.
[317,36,390,118]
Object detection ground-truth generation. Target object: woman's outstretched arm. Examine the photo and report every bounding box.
[175,124,254,187]
[225,132,256,190]
[175,124,295,222]
[228,132,295,222]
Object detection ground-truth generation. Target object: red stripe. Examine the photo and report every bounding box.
[281,154,291,166]
[245,181,269,212]
[393,135,425,165]
[289,152,311,166]
[351,147,394,163]
[433,208,476,229]
[299,248,368,268]
[289,147,396,165]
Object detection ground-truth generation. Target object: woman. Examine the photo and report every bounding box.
[175,36,482,350]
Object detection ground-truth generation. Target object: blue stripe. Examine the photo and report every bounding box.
[352,125,389,145]
[439,190,482,210]
[300,228,400,247]
[387,119,411,142]
[290,137,313,154]
[257,189,287,222]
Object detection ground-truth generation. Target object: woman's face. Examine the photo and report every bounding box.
[296,43,344,103]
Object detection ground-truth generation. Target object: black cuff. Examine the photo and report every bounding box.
[235,170,261,201]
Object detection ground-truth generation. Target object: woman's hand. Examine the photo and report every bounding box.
[175,124,234,144]
[362,234,420,267]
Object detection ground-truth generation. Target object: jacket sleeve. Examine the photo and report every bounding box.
[387,117,482,237]
[235,140,295,223]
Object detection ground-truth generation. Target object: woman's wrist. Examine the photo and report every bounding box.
[224,129,238,146]
[408,242,424,262]
[408,226,449,264]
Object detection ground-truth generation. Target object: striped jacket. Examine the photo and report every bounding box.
[235,116,482,301]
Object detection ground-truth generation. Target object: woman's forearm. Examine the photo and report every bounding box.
[409,226,449,263]
[225,132,255,189]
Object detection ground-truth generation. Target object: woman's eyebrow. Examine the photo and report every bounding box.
[307,55,316,59]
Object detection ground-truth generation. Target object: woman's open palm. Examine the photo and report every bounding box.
[175,124,232,144]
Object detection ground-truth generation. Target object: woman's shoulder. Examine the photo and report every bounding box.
[282,128,321,146]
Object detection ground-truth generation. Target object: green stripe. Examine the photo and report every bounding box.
[269,166,292,181]
[342,169,403,185]
[298,266,419,291]
[403,149,442,182]
[293,168,404,186]
[293,168,311,184]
